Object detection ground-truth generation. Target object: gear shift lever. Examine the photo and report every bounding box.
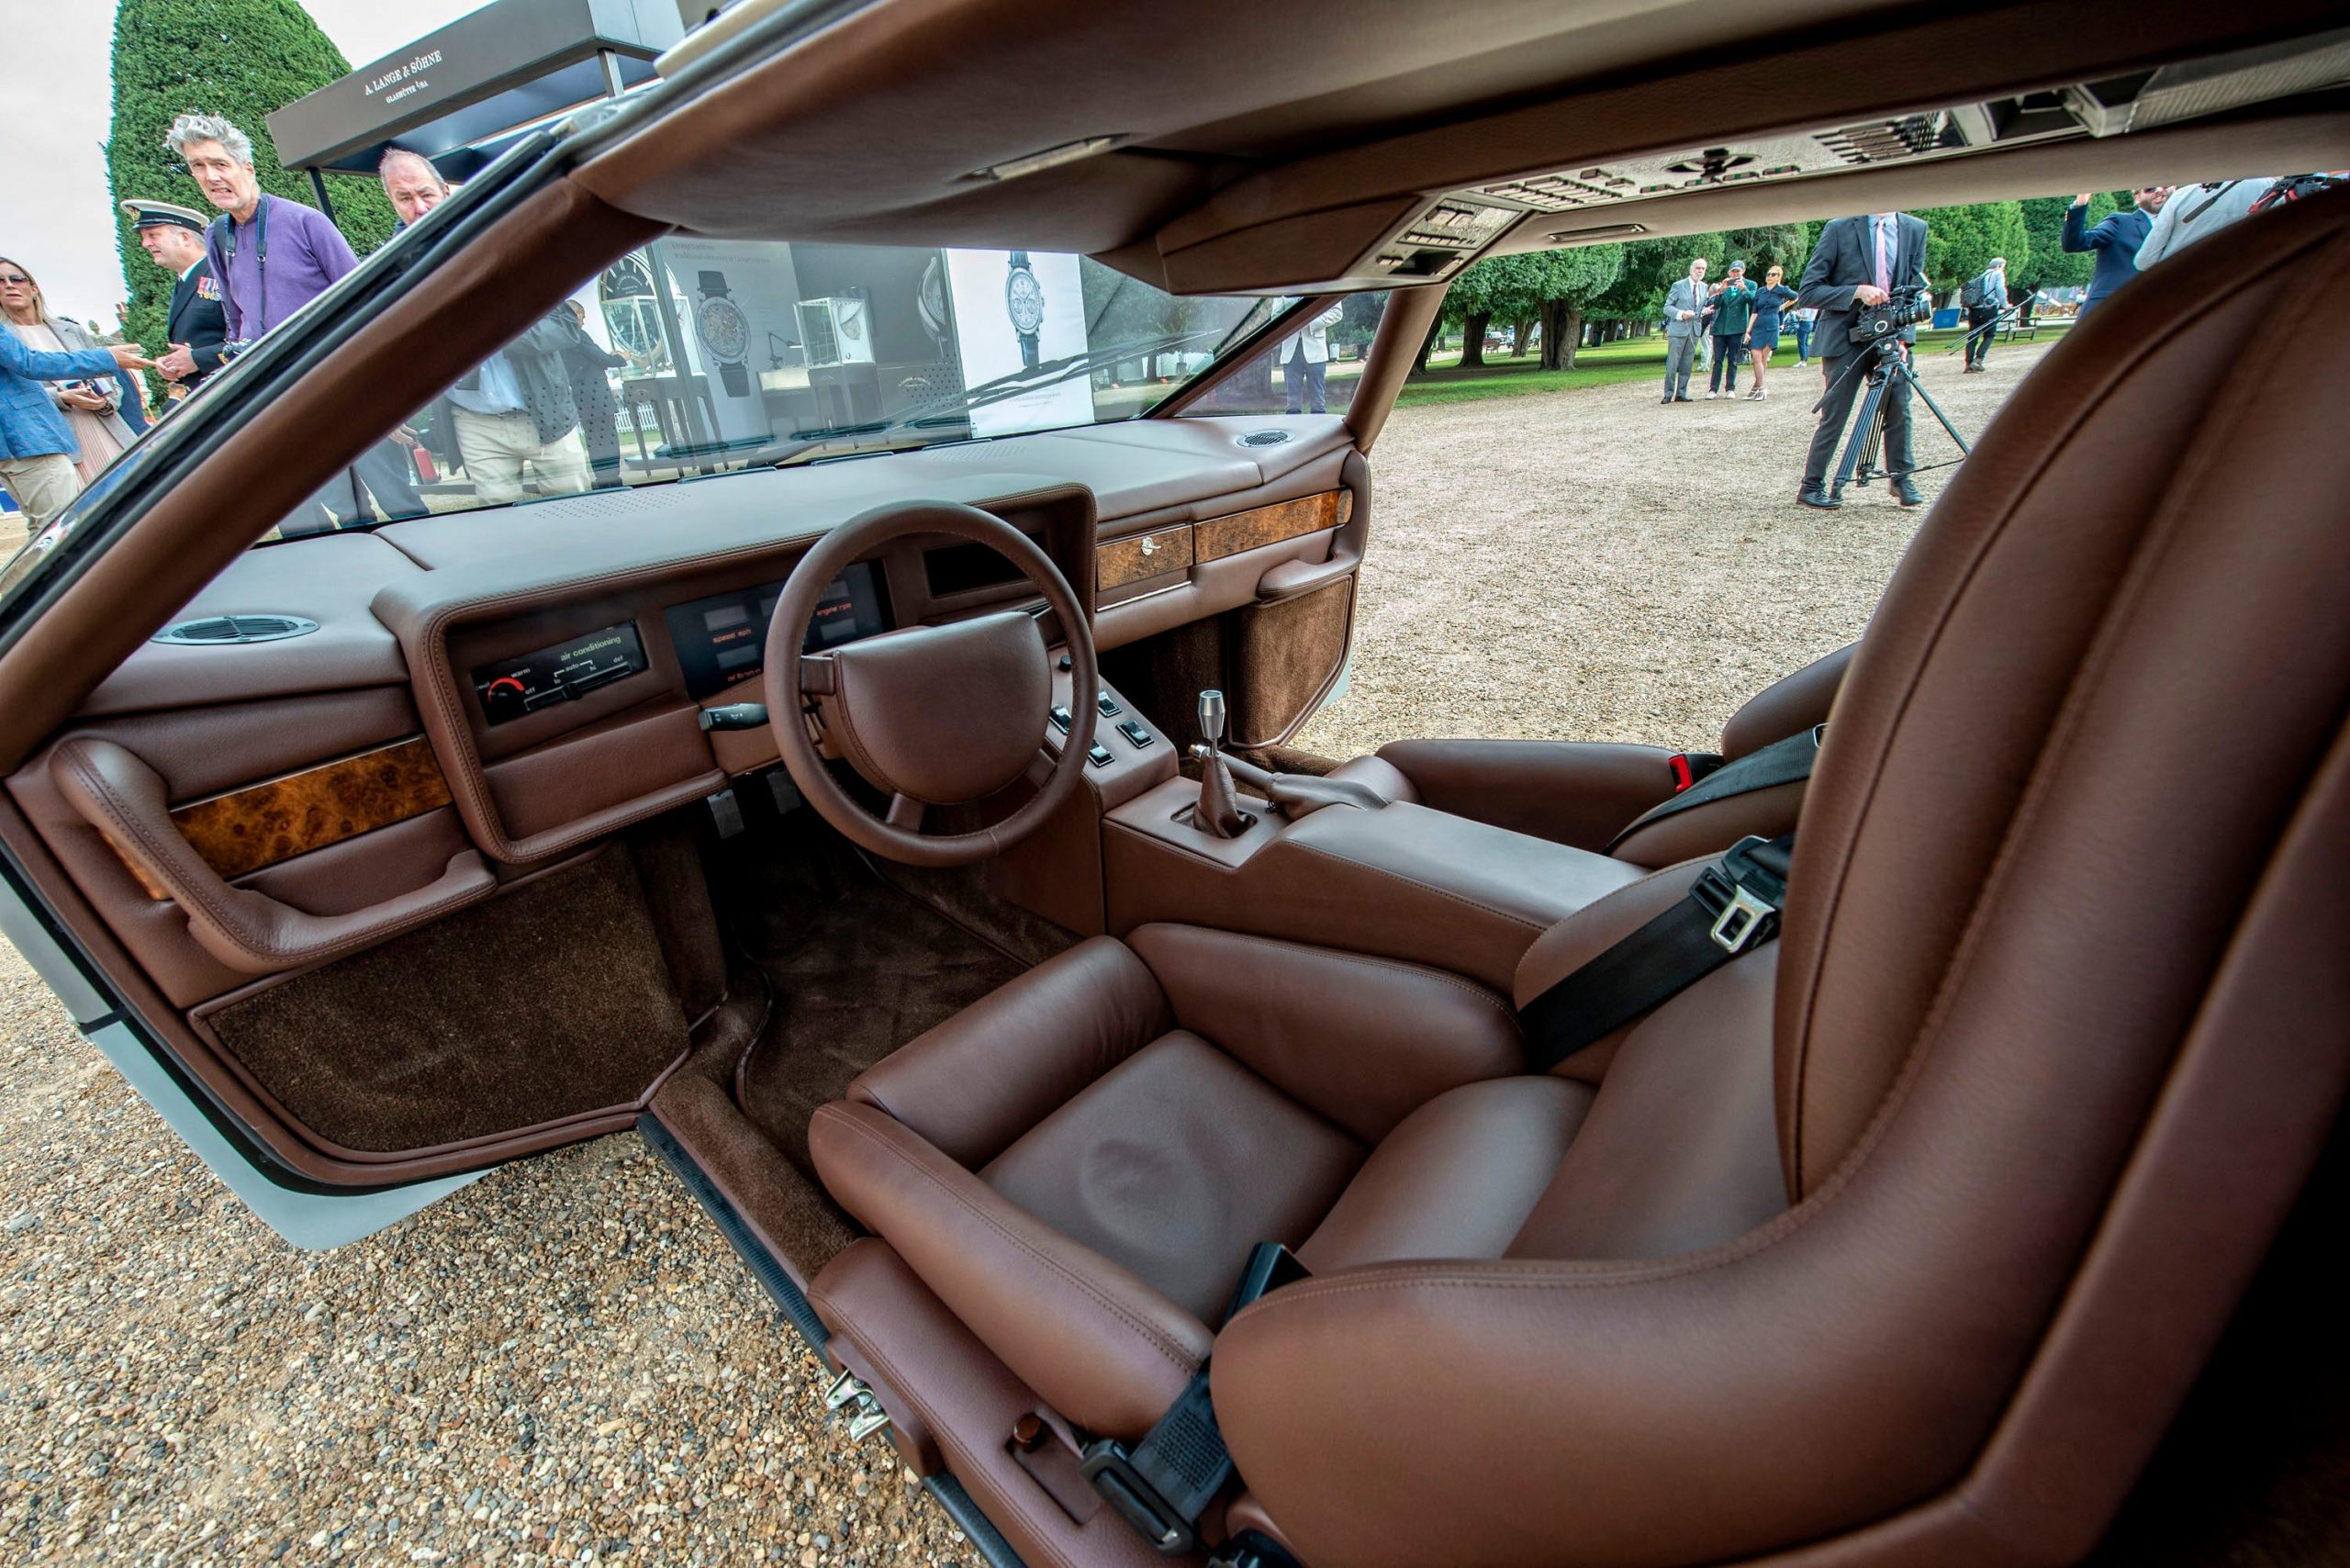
[1192,689,1248,837]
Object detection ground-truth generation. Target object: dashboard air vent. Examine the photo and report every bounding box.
[152,614,319,646]
[1237,429,1293,448]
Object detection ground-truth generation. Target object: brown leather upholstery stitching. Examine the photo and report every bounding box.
[814,1104,1207,1375]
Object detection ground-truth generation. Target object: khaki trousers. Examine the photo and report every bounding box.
[452,409,593,506]
[0,454,83,550]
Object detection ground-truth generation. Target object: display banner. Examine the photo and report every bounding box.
[943,249,1092,439]
[653,237,805,447]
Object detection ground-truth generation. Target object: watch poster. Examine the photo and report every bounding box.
[653,236,804,447]
[943,249,1091,440]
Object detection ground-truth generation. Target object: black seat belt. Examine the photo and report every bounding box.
[1519,834,1794,1072]
[1607,726,1819,853]
[1082,1243,1308,1556]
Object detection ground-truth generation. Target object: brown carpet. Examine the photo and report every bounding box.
[207,850,688,1154]
[723,805,1030,1179]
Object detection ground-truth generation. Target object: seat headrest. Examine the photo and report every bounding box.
[1774,186,2350,1197]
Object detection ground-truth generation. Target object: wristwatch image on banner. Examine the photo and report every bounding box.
[694,269,752,398]
[943,248,1091,440]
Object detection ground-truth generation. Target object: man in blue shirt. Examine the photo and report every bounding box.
[2061,188,2169,318]
[2,311,150,548]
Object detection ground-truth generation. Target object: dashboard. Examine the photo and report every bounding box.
[66,419,1361,884]
[470,561,895,724]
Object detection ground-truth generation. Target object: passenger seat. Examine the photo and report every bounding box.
[1326,643,1850,866]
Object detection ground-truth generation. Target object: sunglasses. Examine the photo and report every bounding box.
[0,274,33,286]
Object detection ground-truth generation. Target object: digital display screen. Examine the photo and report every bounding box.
[473,622,650,726]
[665,560,890,700]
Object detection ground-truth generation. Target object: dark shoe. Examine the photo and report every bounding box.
[1797,487,1842,510]
[1673,395,1695,402]
[1661,395,1675,404]
[1895,476,1924,508]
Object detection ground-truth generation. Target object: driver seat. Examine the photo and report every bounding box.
[803,191,2350,1567]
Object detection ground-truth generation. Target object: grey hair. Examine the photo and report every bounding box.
[377,148,448,191]
[165,113,254,167]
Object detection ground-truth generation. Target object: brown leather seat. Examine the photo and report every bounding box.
[1326,642,1851,867]
[805,190,2350,1567]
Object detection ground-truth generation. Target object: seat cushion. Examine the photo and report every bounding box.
[985,1032,1364,1322]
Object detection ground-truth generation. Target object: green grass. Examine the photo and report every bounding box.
[1397,322,2070,408]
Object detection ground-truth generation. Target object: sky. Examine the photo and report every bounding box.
[0,0,490,330]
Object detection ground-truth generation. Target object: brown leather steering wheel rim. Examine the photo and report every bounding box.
[762,500,1098,867]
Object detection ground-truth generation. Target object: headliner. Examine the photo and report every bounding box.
[572,0,2350,292]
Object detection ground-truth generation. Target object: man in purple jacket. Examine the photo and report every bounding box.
[167,113,423,528]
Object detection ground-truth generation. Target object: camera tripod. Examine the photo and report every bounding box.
[1820,333,1972,495]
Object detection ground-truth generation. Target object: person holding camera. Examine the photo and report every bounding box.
[1796,209,1929,510]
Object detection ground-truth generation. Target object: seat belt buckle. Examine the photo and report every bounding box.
[1666,751,1724,793]
[1081,1372,1230,1556]
[1695,834,1791,954]
[1707,882,1777,954]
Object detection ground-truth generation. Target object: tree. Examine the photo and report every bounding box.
[1917,200,2030,302]
[1585,232,1725,327]
[107,0,400,394]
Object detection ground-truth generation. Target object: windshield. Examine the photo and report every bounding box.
[259,240,1292,537]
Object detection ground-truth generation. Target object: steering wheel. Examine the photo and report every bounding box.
[762,500,1098,867]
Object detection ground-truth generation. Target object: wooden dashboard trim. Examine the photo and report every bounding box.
[1097,524,1197,592]
[1195,489,1350,563]
[166,737,453,883]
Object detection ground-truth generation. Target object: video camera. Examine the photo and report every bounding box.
[1853,288,1932,345]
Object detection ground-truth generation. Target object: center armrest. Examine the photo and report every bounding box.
[1103,779,1644,990]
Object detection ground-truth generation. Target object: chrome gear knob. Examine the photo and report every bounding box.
[1198,689,1227,748]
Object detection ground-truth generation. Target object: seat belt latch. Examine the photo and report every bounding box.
[1692,834,1790,955]
[1707,883,1776,954]
[1080,1374,1228,1555]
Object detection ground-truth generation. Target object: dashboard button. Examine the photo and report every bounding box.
[1087,743,1115,768]
[1048,704,1074,734]
[1096,690,1122,717]
[1117,719,1152,747]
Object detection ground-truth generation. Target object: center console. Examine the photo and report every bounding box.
[1091,696,1647,991]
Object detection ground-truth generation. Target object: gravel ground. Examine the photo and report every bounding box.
[0,335,2056,1565]
[1296,335,2063,757]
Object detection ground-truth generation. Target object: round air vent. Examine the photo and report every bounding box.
[1237,429,1292,448]
[152,614,319,646]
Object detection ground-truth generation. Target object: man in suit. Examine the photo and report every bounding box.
[120,199,228,401]
[2061,187,2168,318]
[1660,256,1709,403]
[1796,209,1930,510]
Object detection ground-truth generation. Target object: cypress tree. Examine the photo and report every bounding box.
[106,0,401,387]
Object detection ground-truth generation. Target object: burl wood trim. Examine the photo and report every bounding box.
[1195,491,1346,563]
[168,737,453,882]
[1096,524,1196,592]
